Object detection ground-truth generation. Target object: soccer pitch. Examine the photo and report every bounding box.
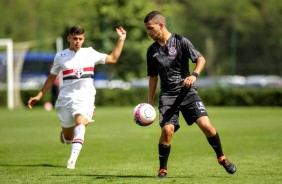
[0,106,281,184]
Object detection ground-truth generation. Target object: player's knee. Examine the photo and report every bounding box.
[162,125,174,137]
[82,121,89,126]
[75,114,89,126]
[196,117,216,136]
[201,123,216,136]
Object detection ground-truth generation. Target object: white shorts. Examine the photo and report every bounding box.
[56,106,94,128]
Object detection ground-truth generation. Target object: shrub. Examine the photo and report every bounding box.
[1,87,281,108]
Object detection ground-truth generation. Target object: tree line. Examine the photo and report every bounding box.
[0,0,281,80]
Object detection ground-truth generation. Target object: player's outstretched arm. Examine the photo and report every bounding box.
[28,74,57,109]
[105,27,127,64]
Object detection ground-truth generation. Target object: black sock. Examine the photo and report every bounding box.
[207,133,224,159]
[159,143,171,170]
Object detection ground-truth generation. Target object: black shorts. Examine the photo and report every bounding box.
[158,88,208,132]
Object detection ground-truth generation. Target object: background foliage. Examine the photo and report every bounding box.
[1,88,281,107]
[0,0,281,80]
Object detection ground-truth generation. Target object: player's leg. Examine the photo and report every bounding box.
[159,125,174,171]
[56,106,76,144]
[196,116,222,156]
[180,91,236,174]
[56,106,90,169]
[157,105,180,178]
[157,125,174,178]
[61,126,75,144]
[67,114,89,169]
[196,116,236,174]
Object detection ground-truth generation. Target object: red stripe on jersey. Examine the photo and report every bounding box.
[62,67,94,75]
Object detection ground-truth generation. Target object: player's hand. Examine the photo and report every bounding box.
[116,27,126,40]
[182,75,196,88]
[28,96,40,109]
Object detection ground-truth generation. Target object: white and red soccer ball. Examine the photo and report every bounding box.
[133,103,156,126]
[43,102,53,111]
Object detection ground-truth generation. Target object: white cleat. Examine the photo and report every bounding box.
[67,161,75,169]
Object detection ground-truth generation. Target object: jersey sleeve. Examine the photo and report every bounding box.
[50,53,61,75]
[89,47,107,65]
[147,46,158,76]
[181,37,202,63]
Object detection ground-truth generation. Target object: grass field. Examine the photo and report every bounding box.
[0,106,281,184]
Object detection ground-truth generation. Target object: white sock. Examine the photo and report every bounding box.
[68,125,85,164]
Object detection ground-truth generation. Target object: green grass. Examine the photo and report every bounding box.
[0,106,281,184]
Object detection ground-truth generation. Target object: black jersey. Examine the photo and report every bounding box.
[147,34,202,95]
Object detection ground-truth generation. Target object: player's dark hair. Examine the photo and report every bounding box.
[144,10,162,23]
[144,10,166,25]
[69,26,84,35]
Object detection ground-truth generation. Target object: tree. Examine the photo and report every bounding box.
[1,0,280,78]
[173,0,282,75]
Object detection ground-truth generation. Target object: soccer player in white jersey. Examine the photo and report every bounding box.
[28,25,126,169]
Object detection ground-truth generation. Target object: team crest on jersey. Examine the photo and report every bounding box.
[168,46,177,56]
[74,68,83,78]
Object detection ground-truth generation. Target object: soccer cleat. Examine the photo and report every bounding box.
[218,156,236,174]
[67,161,75,169]
[60,131,64,144]
[157,169,168,179]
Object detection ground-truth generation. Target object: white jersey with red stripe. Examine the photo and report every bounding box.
[50,47,107,109]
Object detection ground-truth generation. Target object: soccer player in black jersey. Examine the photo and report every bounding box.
[144,10,236,178]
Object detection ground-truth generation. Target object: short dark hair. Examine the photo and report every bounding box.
[144,10,163,23]
[69,26,84,35]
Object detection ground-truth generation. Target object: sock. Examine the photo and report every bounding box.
[68,125,85,163]
[159,143,171,170]
[207,132,224,159]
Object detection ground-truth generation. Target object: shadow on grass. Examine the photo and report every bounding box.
[0,163,64,168]
[0,164,226,179]
[92,175,199,179]
[52,174,196,179]
[84,174,156,179]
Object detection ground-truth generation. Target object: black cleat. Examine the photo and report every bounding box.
[218,157,236,174]
[157,169,168,179]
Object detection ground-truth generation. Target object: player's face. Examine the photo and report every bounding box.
[145,21,162,41]
[68,34,85,51]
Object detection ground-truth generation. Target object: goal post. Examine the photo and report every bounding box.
[0,39,14,110]
[0,37,61,110]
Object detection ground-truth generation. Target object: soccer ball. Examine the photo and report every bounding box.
[133,103,156,126]
[43,102,53,111]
